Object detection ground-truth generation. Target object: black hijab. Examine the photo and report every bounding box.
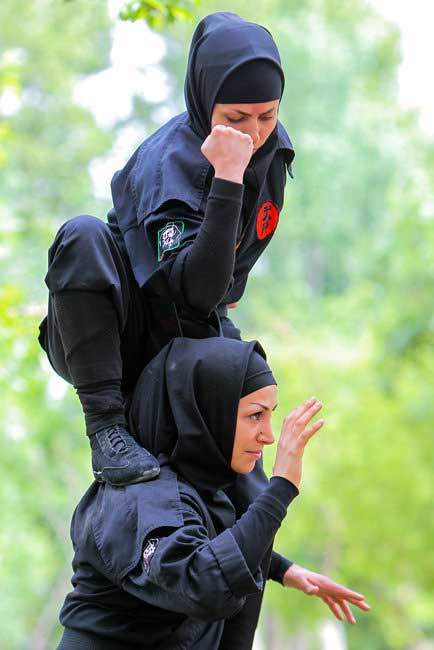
[128,337,275,528]
[184,11,285,138]
[111,12,294,281]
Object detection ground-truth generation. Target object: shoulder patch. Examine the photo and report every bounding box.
[256,202,279,240]
[142,538,159,574]
[157,221,185,261]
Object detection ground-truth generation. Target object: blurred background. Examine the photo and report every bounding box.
[0,0,433,648]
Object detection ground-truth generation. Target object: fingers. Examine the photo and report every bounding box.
[285,397,322,432]
[350,598,371,611]
[314,575,367,602]
[321,596,356,624]
[338,599,356,624]
[211,124,253,144]
[289,396,317,421]
[297,401,323,428]
[280,397,323,453]
[321,596,344,622]
[300,418,324,444]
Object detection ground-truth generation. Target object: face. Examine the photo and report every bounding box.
[210,100,279,153]
[231,384,277,474]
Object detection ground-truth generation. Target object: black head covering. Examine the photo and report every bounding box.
[185,12,285,138]
[215,59,283,104]
[241,350,276,397]
[129,338,275,501]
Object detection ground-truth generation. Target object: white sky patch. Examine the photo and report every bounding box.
[73,5,168,129]
[40,356,68,401]
[368,0,434,135]
[0,87,22,117]
[90,121,147,199]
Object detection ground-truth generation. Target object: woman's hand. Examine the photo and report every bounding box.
[283,564,371,624]
[272,397,323,487]
[201,124,253,184]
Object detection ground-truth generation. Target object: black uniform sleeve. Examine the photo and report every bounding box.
[122,492,261,623]
[269,551,294,584]
[144,177,244,317]
[230,477,298,577]
[119,477,298,622]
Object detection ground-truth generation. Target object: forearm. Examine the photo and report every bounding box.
[230,476,298,576]
[182,177,243,315]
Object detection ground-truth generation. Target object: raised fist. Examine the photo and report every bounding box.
[201,124,253,183]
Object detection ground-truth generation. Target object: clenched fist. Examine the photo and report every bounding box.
[201,124,253,184]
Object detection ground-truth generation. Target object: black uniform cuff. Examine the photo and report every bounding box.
[269,551,294,584]
[209,177,244,202]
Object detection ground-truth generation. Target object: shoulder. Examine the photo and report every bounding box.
[72,467,189,581]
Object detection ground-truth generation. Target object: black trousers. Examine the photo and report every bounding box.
[38,214,240,401]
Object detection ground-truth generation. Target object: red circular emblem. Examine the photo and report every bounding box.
[256,201,279,240]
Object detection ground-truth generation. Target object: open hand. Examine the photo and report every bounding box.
[272,397,324,487]
[283,564,370,624]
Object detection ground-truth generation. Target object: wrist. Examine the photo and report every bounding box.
[214,166,245,184]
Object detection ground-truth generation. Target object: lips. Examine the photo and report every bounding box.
[246,451,262,459]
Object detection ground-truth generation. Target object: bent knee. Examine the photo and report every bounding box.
[57,214,108,242]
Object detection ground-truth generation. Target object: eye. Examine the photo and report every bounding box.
[248,411,262,421]
[227,116,244,124]
[260,116,274,121]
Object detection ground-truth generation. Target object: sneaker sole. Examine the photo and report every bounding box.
[94,466,161,487]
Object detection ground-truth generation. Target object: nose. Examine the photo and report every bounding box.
[258,421,275,446]
[246,120,261,147]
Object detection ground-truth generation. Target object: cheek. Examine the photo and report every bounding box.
[261,121,277,140]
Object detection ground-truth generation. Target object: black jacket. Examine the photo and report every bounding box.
[59,467,270,649]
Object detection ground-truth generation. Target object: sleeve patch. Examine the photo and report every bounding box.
[142,538,159,574]
[157,221,185,261]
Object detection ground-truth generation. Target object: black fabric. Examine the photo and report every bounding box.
[241,348,276,397]
[59,468,254,649]
[269,550,293,583]
[39,214,243,408]
[52,290,125,434]
[230,476,298,574]
[182,176,244,313]
[215,59,283,104]
[57,627,129,650]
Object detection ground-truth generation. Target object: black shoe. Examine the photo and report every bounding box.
[90,425,160,486]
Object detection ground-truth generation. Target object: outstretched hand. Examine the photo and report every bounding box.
[283,564,370,624]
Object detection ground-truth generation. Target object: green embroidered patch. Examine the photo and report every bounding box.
[157,221,185,261]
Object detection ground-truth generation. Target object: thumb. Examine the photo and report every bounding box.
[305,582,320,596]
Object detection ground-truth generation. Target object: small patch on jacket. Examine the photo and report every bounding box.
[256,201,279,240]
[158,221,185,261]
[142,538,159,574]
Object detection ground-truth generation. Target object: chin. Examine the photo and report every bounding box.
[236,460,257,474]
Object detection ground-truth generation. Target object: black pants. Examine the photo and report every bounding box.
[38,214,240,401]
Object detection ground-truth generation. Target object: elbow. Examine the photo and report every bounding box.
[184,288,226,320]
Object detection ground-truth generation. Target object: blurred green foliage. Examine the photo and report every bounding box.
[120,0,199,30]
[1,0,433,648]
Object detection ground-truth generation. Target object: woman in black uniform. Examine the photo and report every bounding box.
[56,338,369,650]
[39,12,294,486]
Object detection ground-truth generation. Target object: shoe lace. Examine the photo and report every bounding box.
[106,425,128,453]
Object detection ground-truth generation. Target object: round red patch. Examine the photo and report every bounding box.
[256,201,279,240]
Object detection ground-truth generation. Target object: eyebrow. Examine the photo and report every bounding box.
[250,402,278,411]
[229,107,275,117]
